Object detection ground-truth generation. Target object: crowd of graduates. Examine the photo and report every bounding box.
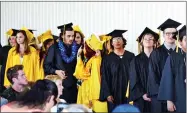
[0,18,186,112]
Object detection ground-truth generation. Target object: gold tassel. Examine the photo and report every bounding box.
[138,42,141,54]
[126,81,129,98]
[63,25,66,38]
[158,29,161,47]
[176,31,179,53]
[125,81,133,105]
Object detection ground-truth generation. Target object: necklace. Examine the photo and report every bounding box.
[58,40,78,63]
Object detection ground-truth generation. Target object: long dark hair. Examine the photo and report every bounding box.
[74,31,84,45]
[81,42,96,63]
[101,41,111,57]
[17,79,58,109]
[43,39,54,51]
[39,39,54,63]
[15,30,30,54]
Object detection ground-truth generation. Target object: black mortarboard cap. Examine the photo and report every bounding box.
[179,25,186,41]
[137,27,159,42]
[28,29,36,34]
[157,18,181,31]
[57,23,73,33]
[106,29,127,38]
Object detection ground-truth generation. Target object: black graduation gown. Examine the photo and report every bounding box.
[158,51,186,112]
[44,42,78,103]
[129,52,151,112]
[147,44,182,112]
[0,45,11,93]
[99,51,135,112]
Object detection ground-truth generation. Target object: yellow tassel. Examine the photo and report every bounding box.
[126,81,130,98]
[126,81,134,105]
[129,101,133,105]
[176,31,179,53]
[63,25,66,38]
[138,42,141,54]
[158,29,161,47]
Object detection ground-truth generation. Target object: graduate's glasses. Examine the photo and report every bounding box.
[112,37,123,42]
[143,38,154,41]
[164,32,177,36]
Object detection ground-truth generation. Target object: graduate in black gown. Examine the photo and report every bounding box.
[44,23,78,103]
[99,30,135,112]
[147,18,182,112]
[158,25,186,112]
[0,29,18,93]
[129,27,159,112]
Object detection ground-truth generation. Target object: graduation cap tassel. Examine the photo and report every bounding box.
[125,81,133,105]
[158,29,161,47]
[138,42,141,54]
[126,81,130,98]
[63,25,66,38]
[176,31,179,53]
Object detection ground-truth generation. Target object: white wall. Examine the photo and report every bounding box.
[1,2,186,55]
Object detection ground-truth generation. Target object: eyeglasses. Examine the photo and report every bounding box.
[112,37,123,42]
[143,38,154,41]
[164,32,177,36]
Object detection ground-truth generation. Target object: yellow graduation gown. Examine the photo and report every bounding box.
[4,47,42,86]
[74,55,107,112]
[39,56,45,79]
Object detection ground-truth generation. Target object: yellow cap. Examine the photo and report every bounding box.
[6,29,19,37]
[38,30,53,44]
[86,34,103,51]
[6,29,13,36]
[73,25,85,38]
[99,35,112,43]
[21,27,34,43]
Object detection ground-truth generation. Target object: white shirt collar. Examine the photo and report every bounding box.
[164,42,176,50]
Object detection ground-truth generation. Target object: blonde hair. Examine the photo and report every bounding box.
[62,104,92,113]
[139,33,157,52]
[45,75,62,83]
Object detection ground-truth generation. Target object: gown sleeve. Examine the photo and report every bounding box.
[90,55,102,100]
[129,58,144,101]
[99,56,111,101]
[4,49,13,86]
[43,45,57,75]
[147,50,160,96]
[158,55,174,102]
[33,50,43,80]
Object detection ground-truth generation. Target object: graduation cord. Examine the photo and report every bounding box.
[58,40,78,63]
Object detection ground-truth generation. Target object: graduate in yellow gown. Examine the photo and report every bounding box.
[4,28,41,87]
[99,35,113,56]
[74,34,107,112]
[37,30,54,78]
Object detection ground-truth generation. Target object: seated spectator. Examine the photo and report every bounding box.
[62,104,92,112]
[1,79,58,112]
[45,75,66,112]
[0,65,28,102]
[112,104,140,112]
